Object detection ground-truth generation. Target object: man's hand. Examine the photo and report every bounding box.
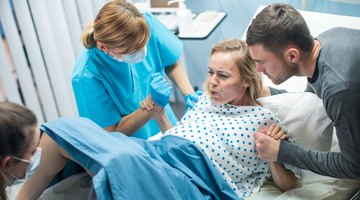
[254,127,281,161]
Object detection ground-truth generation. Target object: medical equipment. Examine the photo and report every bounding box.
[168,0,193,35]
[177,11,226,39]
[146,0,179,13]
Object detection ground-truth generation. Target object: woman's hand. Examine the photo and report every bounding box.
[140,95,164,118]
[140,95,155,111]
[258,124,288,140]
[140,95,171,133]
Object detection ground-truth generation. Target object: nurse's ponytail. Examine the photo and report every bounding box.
[81,23,96,49]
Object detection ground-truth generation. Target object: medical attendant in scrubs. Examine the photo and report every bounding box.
[72,0,199,139]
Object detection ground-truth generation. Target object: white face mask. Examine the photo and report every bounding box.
[8,147,42,186]
[111,46,147,64]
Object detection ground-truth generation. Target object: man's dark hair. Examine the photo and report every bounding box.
[246,3,314,57]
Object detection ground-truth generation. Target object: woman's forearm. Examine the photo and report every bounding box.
[155,110,173,133]
[269,161,298,192]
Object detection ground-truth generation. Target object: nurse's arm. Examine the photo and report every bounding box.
[165,61,194,96]
[104,102,162,136]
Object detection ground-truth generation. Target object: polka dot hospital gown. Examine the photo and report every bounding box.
[164,94,282,198]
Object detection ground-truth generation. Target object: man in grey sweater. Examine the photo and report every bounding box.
[246,3,360,179]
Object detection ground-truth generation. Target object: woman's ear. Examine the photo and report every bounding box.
[96,41,108,52]
[1,156,12,171]
[243,80,250,88]
[284,46,300,63]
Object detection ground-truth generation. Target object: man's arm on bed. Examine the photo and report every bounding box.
[260,86,286,97]
[268,87,288,95]
[268,83,315,96]
[269,161,298,192]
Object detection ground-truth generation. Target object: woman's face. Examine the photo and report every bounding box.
[207,52,249,105]
[7,126,40,184]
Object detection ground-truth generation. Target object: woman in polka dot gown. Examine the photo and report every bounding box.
[145,39,297,198]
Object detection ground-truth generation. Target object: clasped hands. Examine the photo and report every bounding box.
[140,73,202,114]
[140,73,171,119]
[254,124,288,161]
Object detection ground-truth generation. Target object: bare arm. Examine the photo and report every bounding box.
[256,124,297,191]
[15,133,91,200]
[165,61,194,96]
[154,109,173,133]
[105,95,162,135]
[269,161,297,192]
[140,96,173,133]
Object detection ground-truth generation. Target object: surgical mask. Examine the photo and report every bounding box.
[111,46,147,64]
[8,147,42,186]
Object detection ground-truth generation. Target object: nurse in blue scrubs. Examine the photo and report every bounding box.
[72,0,198,139]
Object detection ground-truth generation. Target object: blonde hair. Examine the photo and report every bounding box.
[81,0,150,54]
[205,39,262,106]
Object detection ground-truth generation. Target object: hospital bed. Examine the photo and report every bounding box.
[6,92,359,200]
[8,93,359,200]
[6,6,360,200]
[35,93,360,200]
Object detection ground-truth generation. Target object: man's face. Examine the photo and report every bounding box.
[249,44,298,85]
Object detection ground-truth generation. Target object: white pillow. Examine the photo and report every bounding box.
[257,92,333,151]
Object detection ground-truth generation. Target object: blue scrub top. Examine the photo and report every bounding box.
[72,12,182,139]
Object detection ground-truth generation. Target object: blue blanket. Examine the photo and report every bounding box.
[41,117,240,200]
